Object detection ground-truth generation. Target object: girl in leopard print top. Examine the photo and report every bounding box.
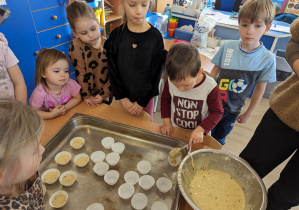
[0,98,45,209]
[67,1,111,106]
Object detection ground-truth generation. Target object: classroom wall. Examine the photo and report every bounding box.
[156,0,173,13]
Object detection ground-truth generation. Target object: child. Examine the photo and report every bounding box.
[240,18,299,209]
[0,98,45,209]
[210,0,276,145]
[161,43,223,145]
[0,33,27,103]
[104,0,167,121]
[30,48,81,120]
[67,1,112,106]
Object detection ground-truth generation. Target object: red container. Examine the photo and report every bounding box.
[168,28,175,37]
[169,18,176,29]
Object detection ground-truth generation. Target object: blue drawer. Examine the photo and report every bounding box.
[38,24,72,48]
[33,5,68,32]
[28,0,66,11]
[53,41,71,56]
[29,0,99,11]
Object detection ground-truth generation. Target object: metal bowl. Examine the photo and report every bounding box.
[178,149,267,210]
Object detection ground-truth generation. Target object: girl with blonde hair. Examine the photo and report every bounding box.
[0,98,45,209]
[104,0,167,121]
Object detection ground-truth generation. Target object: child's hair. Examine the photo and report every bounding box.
[238,0,275,26]
[290,18,299,42]
[0,97,44,193]
[66,1,97,30]
[35,48,69,88]
[166,42,201,81]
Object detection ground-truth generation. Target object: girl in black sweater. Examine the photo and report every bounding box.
[104,0,167,121]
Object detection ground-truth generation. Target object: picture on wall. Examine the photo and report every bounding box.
[282,0,299,15]
[272,0,286,13]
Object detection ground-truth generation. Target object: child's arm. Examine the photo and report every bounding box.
[161,118,173,135]
[136,36,167,108]
[160,79,173,135]
[84,97,97,106]
[93,94,104,105]
[190,87,223,145]
[64,92,81,111]
[32,105,66,120]
[189,126,205,145]
[237,82,266,123]
[69,40,91,103]
[7,64,27,103]
[120,97,133,111]
[104,33,127,100]
[210,65,221,80]
[29,88,67,119]
[128,102,143,115]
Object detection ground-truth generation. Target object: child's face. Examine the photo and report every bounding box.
[239,18,271,49]
[171,73,200,92]
[122,0,150,25]
[17,139,45,183]
[42,59,69,89]
[72,17,101,47]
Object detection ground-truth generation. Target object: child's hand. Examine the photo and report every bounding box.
[120,98,133,111]
[84,97,97,106]
[93,94,104,105]
[189,126,205,146]
[161,118,173,135]
[128,102,143,115]
[237,112,250,124]
[161,122,173,136]
[50,104,66,117]
[49,104,63,112]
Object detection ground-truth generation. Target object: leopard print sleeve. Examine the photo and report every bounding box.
[69,38,92,99]
[0,173,44,209]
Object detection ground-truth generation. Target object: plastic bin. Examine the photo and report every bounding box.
[174,28,193,42]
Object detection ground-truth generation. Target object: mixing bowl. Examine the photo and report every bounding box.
[178,149,267,210]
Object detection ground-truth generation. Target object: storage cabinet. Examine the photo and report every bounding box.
[32,6,69,31]
[1,0,121,100]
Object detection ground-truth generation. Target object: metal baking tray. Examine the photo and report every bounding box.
[40,113,187,209]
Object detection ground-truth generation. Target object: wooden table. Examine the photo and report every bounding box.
[42,101,218,210]
[41,39,218,210]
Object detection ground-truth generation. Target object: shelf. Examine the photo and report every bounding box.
[105,14,122,23]
[171,12,198,21]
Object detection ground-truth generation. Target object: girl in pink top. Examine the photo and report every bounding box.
[30,48,81,119]
[0,33,27,103]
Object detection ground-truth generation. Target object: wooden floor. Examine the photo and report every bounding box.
[153,97,299,210]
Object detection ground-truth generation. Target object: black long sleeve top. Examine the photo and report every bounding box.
[104,23,167,107]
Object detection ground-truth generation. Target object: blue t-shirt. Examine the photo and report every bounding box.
[211,40,276,114]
